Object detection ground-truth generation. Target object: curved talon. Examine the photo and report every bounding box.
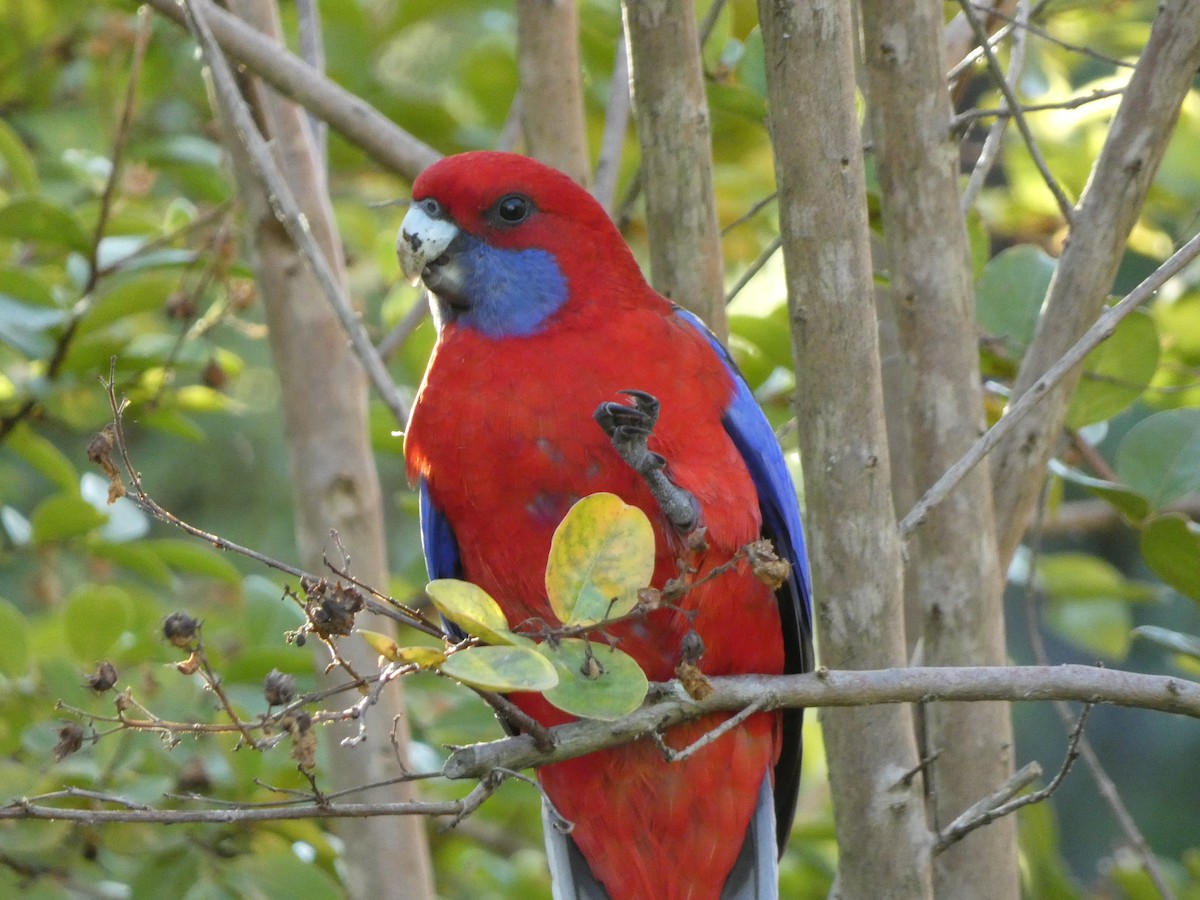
[618,389,660,426]
[594,390,699,533]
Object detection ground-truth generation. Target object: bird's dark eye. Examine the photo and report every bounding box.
[418,197,443,219]
[495,194,532,225]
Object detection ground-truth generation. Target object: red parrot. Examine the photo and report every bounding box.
[399,151,812,900]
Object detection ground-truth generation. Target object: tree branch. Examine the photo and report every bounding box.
[900,226,1200,537]
[144,0,439,180]
[444,665,1200,780]
[989,0,1200,566]
[181,0,410,428]
[957,0,1074,223]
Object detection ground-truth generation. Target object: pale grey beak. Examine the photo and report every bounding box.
[397,204,460,287]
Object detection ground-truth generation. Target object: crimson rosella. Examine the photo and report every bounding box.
[399,151,813,900]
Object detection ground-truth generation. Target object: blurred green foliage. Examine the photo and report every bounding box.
[0,0,1198,897]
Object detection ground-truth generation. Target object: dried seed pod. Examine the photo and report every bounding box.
[163,612,199,648]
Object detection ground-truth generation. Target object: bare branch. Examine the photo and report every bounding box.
[956,86,1125,127]
[960,0,1030,214]
[935,704,1091,853]
[989,0,1200,565]
[1022,495,1178,898]
[957,0,1075,223]
[144,0,439,180]
[444,665,1200,780]
[99,363,443,641]
[901,227,1200,536]
[934,761,1043,853]
[180,0,410,428]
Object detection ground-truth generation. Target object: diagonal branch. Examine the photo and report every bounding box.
[144,0,439,180]
[900,227,1200,536]
[988,0,1200,565]
[179,0,410,427]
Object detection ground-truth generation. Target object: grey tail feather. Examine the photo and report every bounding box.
[720,773,780,899]
[543,798,610,900]
[542,773,779,900]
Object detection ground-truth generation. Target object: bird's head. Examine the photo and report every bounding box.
[397,152,642,338]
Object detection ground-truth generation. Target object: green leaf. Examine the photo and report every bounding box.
[1116,408,1200,509]
[426,579,523,646]
[1139,513,1200,602]
[63,583,133,662]
[1133,624,1200,661]
[0,598,31,677]
[0,118,38,192]
[143,539,241,583]
[229,850,343,900]
[7,424,77,491]
[30,491,107,544]
[87,540,173,585]
[975,244,1056,357]
[539,638,649,721]
[1036,553,1156,603]
[0,197,91,253]
[1049,460,1150,522]
[1066,310,1159,428]
[440,645,558,693]
[1043,596,1132,660]
[545,493,655,626]
[0,293,68,357]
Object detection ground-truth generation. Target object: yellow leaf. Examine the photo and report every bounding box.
[425,579,523,645]
[545,493,655,626]
[359,629,401,661]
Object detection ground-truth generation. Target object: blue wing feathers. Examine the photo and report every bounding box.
[675,307,814,858]
[418,476,462,581]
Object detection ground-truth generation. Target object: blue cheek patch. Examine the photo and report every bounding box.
[456,237,569,338]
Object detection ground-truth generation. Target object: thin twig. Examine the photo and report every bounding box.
[934,760,1043,853]
[957,0,1075,223]
[653,694,771,762]
[98,365,443,640]
[721,192,777,235]
[936,697,1090,854]
[899,228,1200,536]
[724,237,781,306]
[1023,483,1178,898]
[967,1,1136,71]
[295,0,327,172]
[961,0,1030,213]
[956,86,1126,126]
[375,296,430,363]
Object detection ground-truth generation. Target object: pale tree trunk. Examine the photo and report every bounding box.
[621,0,727,338]
[757,2,934,897]
[990,0,1200,565]
[515,0,590,185]
[211,2,436,897]
[860,3,1016,898]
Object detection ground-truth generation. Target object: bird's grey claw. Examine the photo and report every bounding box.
[593,390,698,533]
